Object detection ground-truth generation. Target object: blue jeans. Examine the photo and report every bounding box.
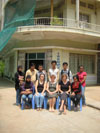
[35,93,45,108]
[81,86,86,105]
[16,89,21,105]
[22,94,33,106]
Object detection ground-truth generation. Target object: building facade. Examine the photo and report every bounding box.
[0,0,100,85]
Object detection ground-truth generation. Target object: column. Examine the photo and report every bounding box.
[76,0,79,26]
[51,0,53,23]
[97,44,100,84]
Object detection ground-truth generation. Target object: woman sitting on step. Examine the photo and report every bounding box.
[59,73,71,114]
[70,75,82,111]
[46,73,58,112]
[21,75,34,108]
[35,74,46,111]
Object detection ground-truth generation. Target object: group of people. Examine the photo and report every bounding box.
[15,61,87,114]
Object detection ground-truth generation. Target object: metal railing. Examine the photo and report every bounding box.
[15,17,100,33]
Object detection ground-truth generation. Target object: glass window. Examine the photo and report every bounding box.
[37,53,45,59]
[69,53,95,74]
[29,53,36,59]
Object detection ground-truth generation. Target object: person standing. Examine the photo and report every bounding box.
[77,65,87,106]
[48,60,59,82]
[37,64,47,82]
[26,63,37,85]
[15,66,24,106]
[60,62,72,83]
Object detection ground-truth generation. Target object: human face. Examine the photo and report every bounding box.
[39,66,43,72]
[80,66,84,72]
[52,63,56,69]
[26,78,31,82]
[18,67,22,72]
[30,66,35,71]
[63,64,68,70]
[73,77,78,82]
[40,74,44,81]
[62,75,67,81]
[51,75,55,82]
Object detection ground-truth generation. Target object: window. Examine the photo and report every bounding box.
[88,4,94,10]
[80,1,86,7]
[69,53,95,74]
[79,13,90,28]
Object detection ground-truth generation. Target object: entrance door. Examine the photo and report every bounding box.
[25,53,45,72]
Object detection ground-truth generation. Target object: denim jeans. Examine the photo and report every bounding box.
[16,89,21,105]
[81,86,86,105]
[35,93,45,108]
[22,94,33,106]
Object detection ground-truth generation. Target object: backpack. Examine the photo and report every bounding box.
[61,69,70,78]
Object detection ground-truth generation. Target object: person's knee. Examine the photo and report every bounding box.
[28,94,33,100]
[22,95,26,100]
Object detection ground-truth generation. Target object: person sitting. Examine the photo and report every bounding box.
[59,73,71,114]
[35,74,46,111]
[21,75,34,108]
[47,73,58,112]
[15,66,24,106]
[37,64,47,82]
[70,75,82,111]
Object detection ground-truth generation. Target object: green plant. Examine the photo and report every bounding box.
[0,61,5,75]
[50,16,63,26]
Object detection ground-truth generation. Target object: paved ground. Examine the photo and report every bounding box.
[0,78,100,133]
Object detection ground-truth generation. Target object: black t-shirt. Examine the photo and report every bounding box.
[37,82,44,93]
[59,81,70,92]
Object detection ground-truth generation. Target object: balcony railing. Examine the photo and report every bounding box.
[16,17,100,33]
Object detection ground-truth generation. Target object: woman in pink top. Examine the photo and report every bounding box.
[77,65,87,105]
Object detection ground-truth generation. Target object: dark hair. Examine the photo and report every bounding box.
[39,73,45,78]
[79,65,84,69]
[30,63,35,68]
[17,65,22,71]
[26,75,31,79]
[38,64,43,67]
[63,62,68,66]
[73,75,79,81]
[51,60,57,64]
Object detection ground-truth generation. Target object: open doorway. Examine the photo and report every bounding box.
[25,53,45,72]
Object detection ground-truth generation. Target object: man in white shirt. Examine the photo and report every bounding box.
[48,60,59,82]
[60,62,72,83]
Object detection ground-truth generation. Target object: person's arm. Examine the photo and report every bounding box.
[57,70,60,82]
[46,82,52,94]
[48,71,51,81]
[66,85,71,94]
[35,80,39,95]
[30,82,33,91]
[44,71,47,82]
[42,82,46,94]
[69,71,73,83]
[74,83,82,94]
[52,83,58,94]
[81,73,87,84]
[22,83,26,91]
[59,84,63,93]
[15,73,19,83]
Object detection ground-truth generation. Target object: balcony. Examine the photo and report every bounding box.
[11,17,100,43]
